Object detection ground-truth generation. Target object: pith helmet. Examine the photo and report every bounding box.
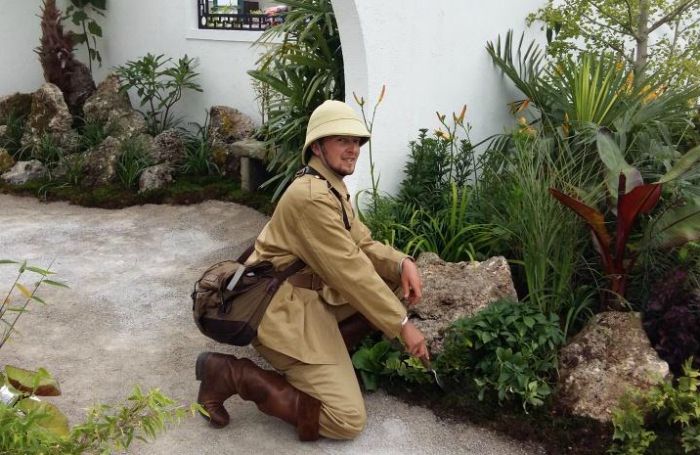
[301,100,370,164]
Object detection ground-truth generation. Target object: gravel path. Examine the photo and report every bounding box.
[0,194,543,454]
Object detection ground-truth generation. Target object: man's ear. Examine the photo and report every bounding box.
[310,140,322,157]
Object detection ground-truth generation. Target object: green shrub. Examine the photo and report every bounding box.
[609,359,700,454]
[0,383,197,455]
[397,126,475,214]
[360,113,486,261]
[398,183,496,262]
[0,260,66,349]
[437,299,564,409]
[117,136,153,189]
[115,53,202,135]
[0,260,201,453]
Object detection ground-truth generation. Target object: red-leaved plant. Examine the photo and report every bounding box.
[550,131,700,310]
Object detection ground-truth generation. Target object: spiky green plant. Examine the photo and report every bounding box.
[248,0,343,199]
[117,136,152,189]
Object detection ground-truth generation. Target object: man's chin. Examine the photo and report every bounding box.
[332,166,356,177]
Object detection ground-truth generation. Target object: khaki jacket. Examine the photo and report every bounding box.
[248,156,409,364]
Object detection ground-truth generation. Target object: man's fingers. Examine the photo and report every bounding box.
[402,275,410,299]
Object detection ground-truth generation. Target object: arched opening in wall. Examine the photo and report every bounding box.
[330,0,368,106]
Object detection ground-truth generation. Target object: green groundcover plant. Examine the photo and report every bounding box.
[436,299,565,410]
[351,339,431,392]
[609,359,700,454]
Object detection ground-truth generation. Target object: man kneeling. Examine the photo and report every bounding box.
[196,100,428,440]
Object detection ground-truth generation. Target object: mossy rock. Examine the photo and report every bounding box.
[0,175,275,215]
[0,92,33,125]
[0,147,15,173]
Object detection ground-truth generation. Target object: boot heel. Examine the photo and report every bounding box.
[195,352,211,381]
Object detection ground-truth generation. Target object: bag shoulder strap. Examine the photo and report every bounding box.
[296,166,351,230]
[236,243,305,276]
[276,258,306,280]
[236,244,255,263]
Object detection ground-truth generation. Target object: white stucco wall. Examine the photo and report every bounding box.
[0,0,268,126]
[334,0,545,196]
[1,0,546,196]
[0,0,46,95]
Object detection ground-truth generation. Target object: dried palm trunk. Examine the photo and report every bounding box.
[35,0,96,118]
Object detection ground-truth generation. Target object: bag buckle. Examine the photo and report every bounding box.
[226,265,247,291]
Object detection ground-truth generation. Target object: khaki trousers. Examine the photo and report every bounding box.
[253,304,366,440]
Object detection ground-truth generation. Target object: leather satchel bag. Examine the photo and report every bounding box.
[191,246,305,346]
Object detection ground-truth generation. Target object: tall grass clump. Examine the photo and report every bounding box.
[180,116,219,176]
[475,134,596,319]
[0,111,29,159]
[117,136,152,189]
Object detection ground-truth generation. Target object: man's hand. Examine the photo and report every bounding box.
[401,258,422,306]
[400,321,428,359]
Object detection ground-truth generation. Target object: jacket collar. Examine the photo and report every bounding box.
[307,156,349,200]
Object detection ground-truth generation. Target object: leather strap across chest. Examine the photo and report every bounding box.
[295,166,351,231]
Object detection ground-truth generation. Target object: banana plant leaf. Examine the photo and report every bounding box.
[17,398,70,438]
[596,131,643,195]
[614,179,662,266]
[653,197,700,249]
[658,145,700,184]
[5,365,61,396]
[548,188,613,274]
[550,172,662,301]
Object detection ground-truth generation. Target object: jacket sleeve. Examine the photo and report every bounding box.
[351,216,409,283]
[286,193,407,339]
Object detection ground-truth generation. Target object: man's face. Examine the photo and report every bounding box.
[311,135,362,177]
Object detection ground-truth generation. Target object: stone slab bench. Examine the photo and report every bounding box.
[231,138,270,192]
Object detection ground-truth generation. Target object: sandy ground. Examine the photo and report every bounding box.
[0,194,543,454]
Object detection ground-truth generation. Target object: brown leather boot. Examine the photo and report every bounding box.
[195,351,322,441]
[338,313,376,351]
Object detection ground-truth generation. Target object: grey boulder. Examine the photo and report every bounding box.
[0,92,33,125]
[151,129,186,166]
[208,106,256,177]
[1,160,46,185]
[556,311,670,422]
[410,252,518,353]
[83,74,147,139]
[21,83,75,152]
[82,136,122,186]
[139,163,174,193]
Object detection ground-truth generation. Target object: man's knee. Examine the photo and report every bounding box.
[320,403,367,439]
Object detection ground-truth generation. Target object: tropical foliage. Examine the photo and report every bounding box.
[115,53,203,135]
[528,0,700,86]
[249,0,344,199]
[550,133,700,309]
[64,0,107,74]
